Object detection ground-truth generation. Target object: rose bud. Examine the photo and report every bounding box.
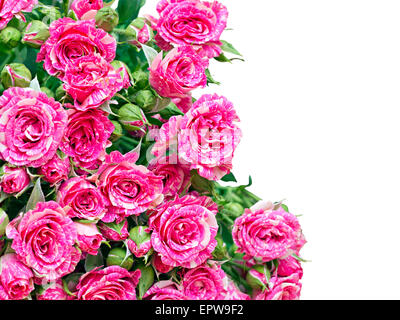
[0,209,9,237]
[151,252,173,274]
[106,247,134,271]
[0,166,30,195]
[220,202,244,219]
[98,220,129,241]
[127,226,152,258]
[126,18,153,48]
[36,5,62,22]
[118,103,148,133]
[71,0,103,20]
[132,70,149,90]
[246,264,271,290]
[0,254,34,300]
[74,222,104,256]
[95,7,119,32]
[1,63,31,89]
[22,20,50,49]
[212,235,228,261]
[134,90,156,112]
[0,27,21,48]
[36,280,69,300]
[38,154,71,186]
[111,60,132,89]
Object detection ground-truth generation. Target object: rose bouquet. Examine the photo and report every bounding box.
[0,0,306,300]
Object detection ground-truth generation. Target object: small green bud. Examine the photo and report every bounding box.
[22,20,50,48]
[212,235,229,260]
[36,5,62,22]
[221,202,244,219]
[106,247,134,270]
[135,90,156,112]
[246,264,271,290]
[0,27,21,48]
[95,7,119,32]
[129,226,151,246]
[1,63,31,89]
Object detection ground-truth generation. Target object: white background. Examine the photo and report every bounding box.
[141,0,400,299]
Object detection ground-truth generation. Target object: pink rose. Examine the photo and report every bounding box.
[276,256,303,279]
[151,252,173,274]
[182,263,227,300]
[6,201,81,282]
[155,0,228,58]
[0,166,29,194]
[74,222,104,256]
[148,156,191,198]
[58,177,107,222]
[144,280,186,300]
[71,0,103,20]
[95,151,164,223]
[37,18,116,79]
[0,253,34,300]
[232,206,306,262]
[60,108,114,168]
[152,94,242,180]
[149,195,218,268]
[63,54,124,110]
[98,220,129,241]
[38,154,70,186]
[254,273,302,300]
[76,266,141,300]
[148,194,218,231]
[36,280,69,300]
[0,87,67,168]
[149,46,208,99]
[173,94,193,113]
[0,0,38,30]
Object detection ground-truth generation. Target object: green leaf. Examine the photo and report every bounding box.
[220,40,242,56]
[84,249,104,272]
[26,178,45,212]
[142,44,159,67]
[156,102,184,120]
[221,172,237,183]
[136,263,155,300]
[281,203,289,212]
[117,0,146,28]
[205,69,220,85]
[214,53,232,63]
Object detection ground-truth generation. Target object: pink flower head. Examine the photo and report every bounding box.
[74,222,104,256]
[38,154,70,186]
[149,46,208,99]
[152,94,242,180]
[144,280,186,300]
[58,176,107,222]
[6,201,81,282]
[232,206,306,262]
[155,0,228,58]
[151,252,173,274]
[37,18,116,79]
[0,0,38,30]
[276,256,304,279]
[71,0,103,20]
[0,88,67,168]
[148,193,218,231]
[0,166,29,194]
[36,280,69,300]
[150,196,218,269]
[172,94,193,113]
[76,266,141,300]
[63,54,124,110]
[127,226,152,258]
[60,108,114,167]
[0,253,34,300]
[182,263,227,300]
[95,151,164,223]
[98,220,129,241]
[254,273,302,300]
[148,156,191,198]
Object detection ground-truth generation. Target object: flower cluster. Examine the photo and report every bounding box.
[0,0,306,300]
